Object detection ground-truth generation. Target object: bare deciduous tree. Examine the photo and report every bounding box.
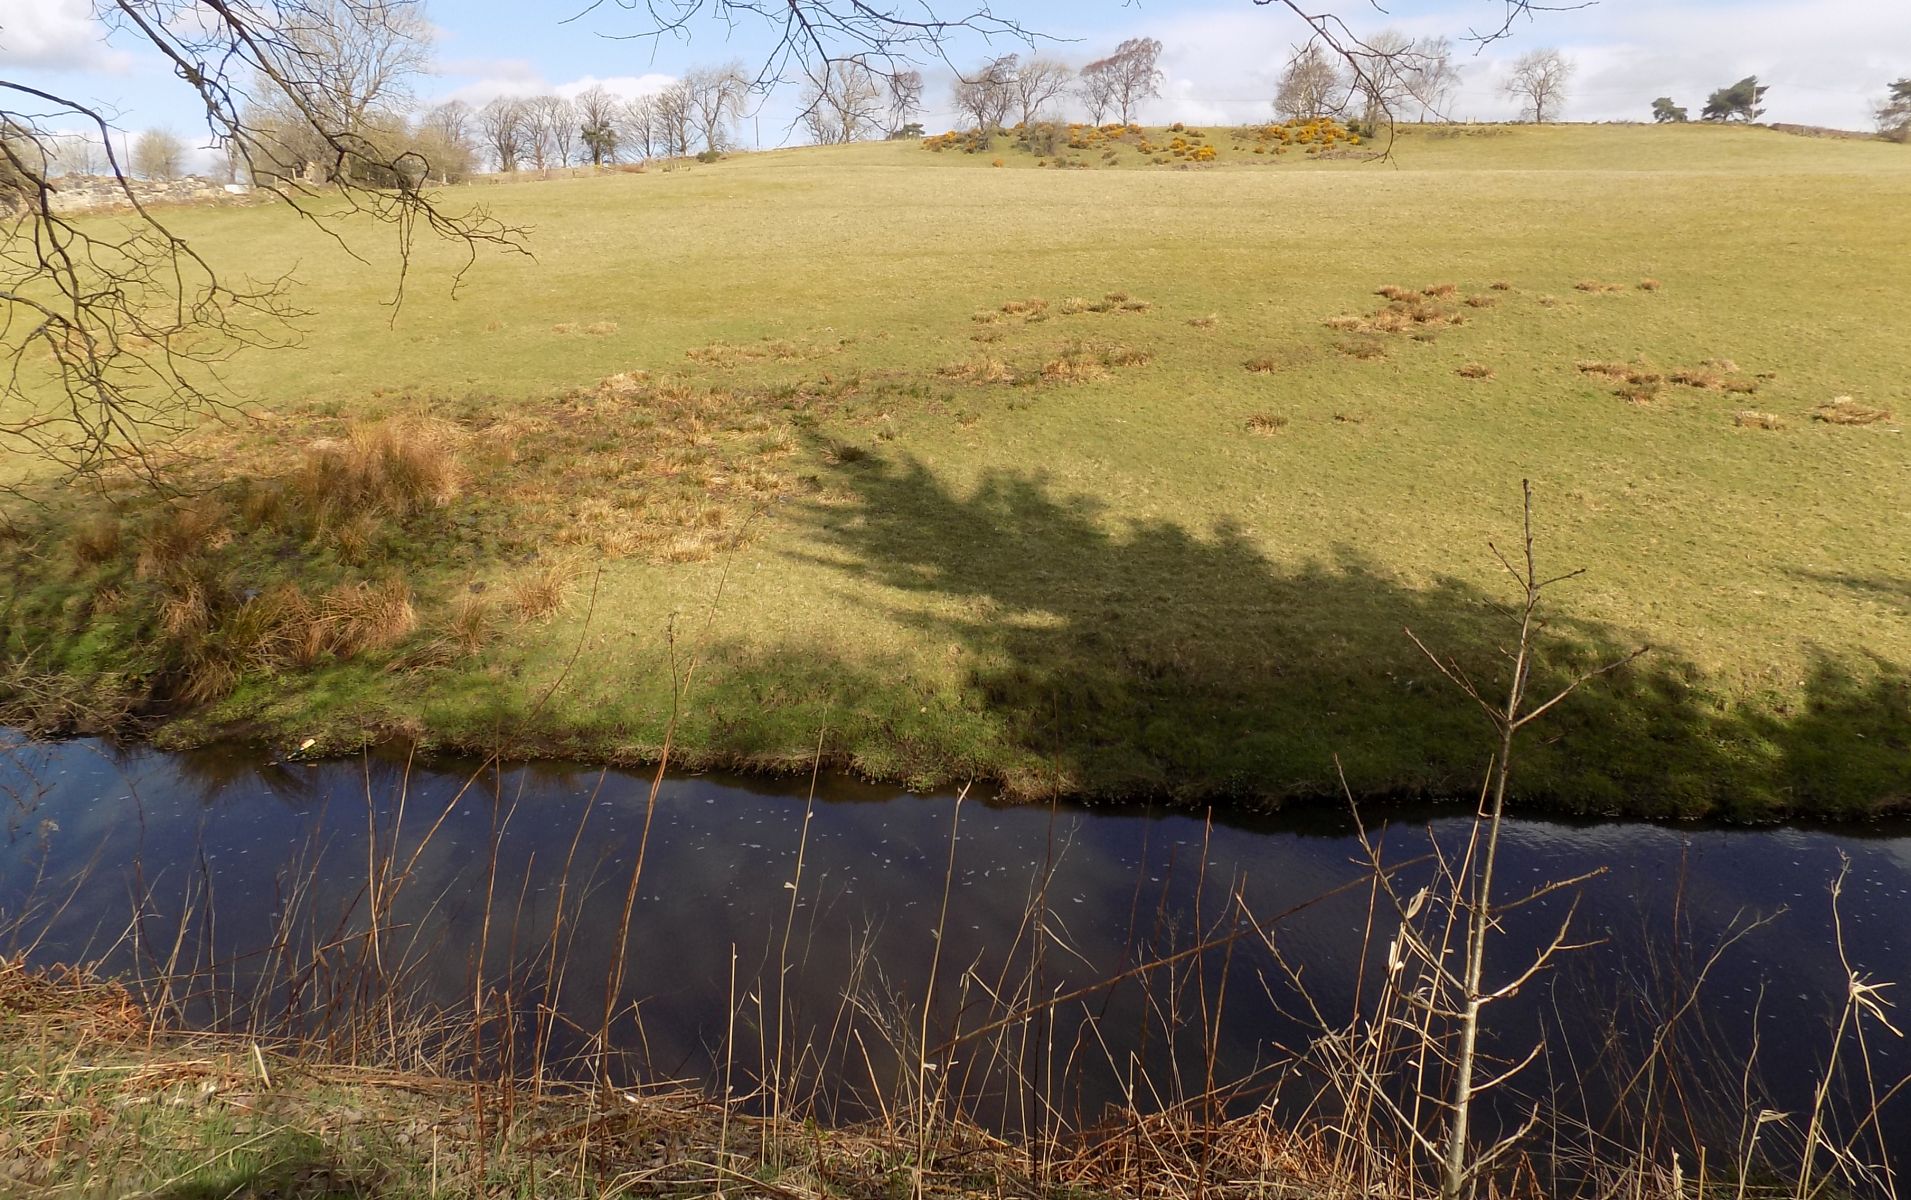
[622,94,660,160]
[685,64,748,153]
[1076,59,1116,126]
[1010,58,1073,130]
[953,54,1019,136]
[885,69,925,136]
[479,96,531,171]
[414,101,479,182]
[801,59,883,145]
[1274,42,1348,122]
[524,94,577,169]
[1502,48,1573,123]
[1408,36,1462,120]
[1084,38,1162,125]
[654,82,695,157]
[1348,30,1417,130]
[131,129,188,180]
[576,86,622,164]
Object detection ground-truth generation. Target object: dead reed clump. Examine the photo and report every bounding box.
[508,561,575,623]
[1457,362,1495,380]
[1245,413,1288,436]
[1813,396,1894,425]
[1733,411,1785,430]
[158,576,213,640]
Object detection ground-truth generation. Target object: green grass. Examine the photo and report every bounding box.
[4,123,1909,818]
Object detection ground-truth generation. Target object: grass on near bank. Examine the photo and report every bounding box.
[2,122,1908,819]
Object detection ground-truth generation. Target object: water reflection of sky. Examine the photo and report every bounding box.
[2,737,1907,1151]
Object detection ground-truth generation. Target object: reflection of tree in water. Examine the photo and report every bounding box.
[746,453,1910,817]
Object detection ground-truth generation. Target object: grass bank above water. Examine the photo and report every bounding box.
[2,124,1908,820]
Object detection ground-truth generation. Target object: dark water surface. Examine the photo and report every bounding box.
[3,735,1908,1160]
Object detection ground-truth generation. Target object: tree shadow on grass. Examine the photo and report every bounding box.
[703,452,1909,819]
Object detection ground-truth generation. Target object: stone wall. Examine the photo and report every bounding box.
[47,176,261,214]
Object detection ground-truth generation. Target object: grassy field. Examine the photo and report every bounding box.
[4,122,1908,818]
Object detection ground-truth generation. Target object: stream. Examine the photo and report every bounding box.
[3,734,1907,1166]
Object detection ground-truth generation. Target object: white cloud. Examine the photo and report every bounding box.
[0,0,133,73]
[429,62,679,108]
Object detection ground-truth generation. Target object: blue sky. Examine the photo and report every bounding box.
[2,0,1904,166]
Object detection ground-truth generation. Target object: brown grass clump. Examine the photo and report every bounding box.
[1041,351,1110,385]
[1422,283,1459,298]
[293,418,462,526]
[1702,358,1740,373]
[1813,397,1894,425]
[999,298,1048,315]
[1244,357,1280,374]
[1337,289,1470,336]
[1537,294,1561,308]
[1334,337,1388,361]
[583,321,620,336]
[1638,278,1663,292]
[1733,411,1785,430]
[447,590,495,653]
[158,577,212,640]
[1489,280,1513,291]
[1463,294,1498,309]
[71,513,122,565]
[318,579,418,656]
[1101,345,1153,368]
[509,562,575,623]
[1617,386,1659,406]
[1375,285,1417,302]
[550,322,577,335]
[1188,314,1220,329]
[1245,413,1287,436]
[1576,361,1664,387]
[1574,280,1627,294]
[970,327,1004,343]
[1669,368,1757,394]
[940,357,1016,385]
[1457,362,1494,380]
[135,498,231,580]
[1057,296,1092,315]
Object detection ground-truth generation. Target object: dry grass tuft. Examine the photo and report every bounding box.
[583,321,620,336]
[1102,345,1153,368]
[1813,397,1894,426]
[1733,411,1785,430]
[1489,280,1513,291]
[1334,337,1388,361]
[1422,283,1459,298]
[72,513,122,565]
[1669,368,1757,394]
[1457,362,1495,380]
[999,298,1049,315]
[940,357,1016,385]
[1041,351,1110,385]
[1057,296,1092,315]
[135,499,230,580]
[1638,278,1663,292]
[1375,285,1417,302]
[319,579,418,656]
[1702,358,1740,373]
[509,562,576,623]
[1574,280,1627,294]
[1537,294,1561,308]
[1577,361,1664,387]
[293,418,463,529]
[447,590,495,653]
[1463,294,1498,309]
[1245,413,1288,436]
[1188,313,1220,329]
